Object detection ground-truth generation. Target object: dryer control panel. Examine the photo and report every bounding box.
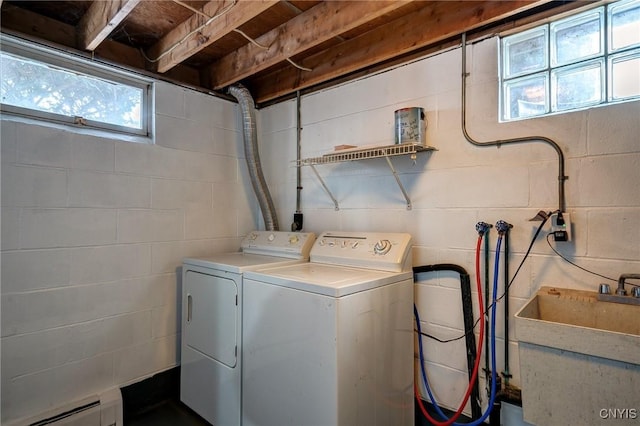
[310,232,413,272]
[241,231,316,259]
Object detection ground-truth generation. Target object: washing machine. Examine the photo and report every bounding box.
[242,231,415,426]
[180,230,316,426]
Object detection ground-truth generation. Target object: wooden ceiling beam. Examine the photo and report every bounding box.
[148,0,279,74]
[77,0,141,51]
[1,4,76,47]
[251,0,552,103]
[0,5,201,87]
[210,1,414,89]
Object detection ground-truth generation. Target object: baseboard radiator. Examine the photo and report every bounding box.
[6,388,123,426]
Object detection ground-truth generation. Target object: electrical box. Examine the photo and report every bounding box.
[551,212,571,242]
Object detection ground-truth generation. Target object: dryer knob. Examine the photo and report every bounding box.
[374,239,392,255]
[268,233,276,242]
[289,235,299,244]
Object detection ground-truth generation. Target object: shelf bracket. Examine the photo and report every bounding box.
[298,143,434,211]
[385,156,412,210]
[310,164,340,210]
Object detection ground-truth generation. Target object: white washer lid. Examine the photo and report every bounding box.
[244,263,411,297]
[183,253,306,274]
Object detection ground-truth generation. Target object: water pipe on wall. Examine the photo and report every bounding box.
[460,33,568,213]
[228,84,279,231]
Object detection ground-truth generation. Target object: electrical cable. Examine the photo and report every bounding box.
[413,234,485,425]
[144,0,238,63]
[415,233,503,425]
[418,216,550,344]
[170,0,312,72]
[494,215,549,303]
[544,233,624,283]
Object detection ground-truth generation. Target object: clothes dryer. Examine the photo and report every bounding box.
[242,231,414,426]
[180,231,315,426]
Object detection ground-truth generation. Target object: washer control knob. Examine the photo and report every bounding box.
[374,239,392,255]
[268,233,276,242]
[351,242,359,249]
[289,235,299,244]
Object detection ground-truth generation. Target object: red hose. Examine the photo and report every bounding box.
[415,235,486,425]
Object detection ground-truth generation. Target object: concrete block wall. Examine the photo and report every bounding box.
[259,38,640,415]
[0,82,257,423]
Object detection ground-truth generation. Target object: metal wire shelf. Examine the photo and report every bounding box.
[296,143,436,210]
[297,143,435,166]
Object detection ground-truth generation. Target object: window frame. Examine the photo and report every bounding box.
[499,0,640,122]
[1,34,154,139]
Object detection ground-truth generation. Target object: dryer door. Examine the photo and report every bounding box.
[184,270,238,367]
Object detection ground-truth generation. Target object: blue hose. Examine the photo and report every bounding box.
[415,236,502,425]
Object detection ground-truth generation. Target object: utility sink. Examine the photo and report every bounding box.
[515,286,640,425]
[516,286,640,365]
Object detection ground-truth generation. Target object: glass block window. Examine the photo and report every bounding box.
[500,0,640,121]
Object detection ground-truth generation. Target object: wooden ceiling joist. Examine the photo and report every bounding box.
[1,5,76,47]
[147,0,279,74]
[251,0,550,103]
[0,4,201,87]
[2,0,579,105]
[77,0,141,51]
[210,0,414,89]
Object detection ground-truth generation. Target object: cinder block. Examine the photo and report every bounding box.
[69,244,151,284]
[68,170,151,208]
[151,179,212,210]
[1,208,20,251]
[155,81,186,118]
[115,142,185,179]
[578,154,640,207]
[20,208,117,249]
[1,165,67,207]
[117,209,183,243]
[70,135,115,172]
[1,249,71,293]
[16,124,72,168]
[588,209,640,260]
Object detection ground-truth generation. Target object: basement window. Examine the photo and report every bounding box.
[500,0,640,121]
[1,35,152,138]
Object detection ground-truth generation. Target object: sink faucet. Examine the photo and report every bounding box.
[616,273,640,296]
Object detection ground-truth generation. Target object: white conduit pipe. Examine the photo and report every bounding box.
[228,84,279,231]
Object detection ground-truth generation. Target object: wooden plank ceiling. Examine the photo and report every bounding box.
[1,0,579,105]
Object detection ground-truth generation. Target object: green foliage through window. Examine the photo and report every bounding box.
[1,35,151,137]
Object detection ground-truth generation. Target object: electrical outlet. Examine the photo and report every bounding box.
[551,212,571,242]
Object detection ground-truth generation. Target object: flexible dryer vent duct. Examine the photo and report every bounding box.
[228,84,279,231]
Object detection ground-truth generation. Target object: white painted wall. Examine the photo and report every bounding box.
[258,38,640,415]
[1,36,638,423]
[0,82,257,423]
